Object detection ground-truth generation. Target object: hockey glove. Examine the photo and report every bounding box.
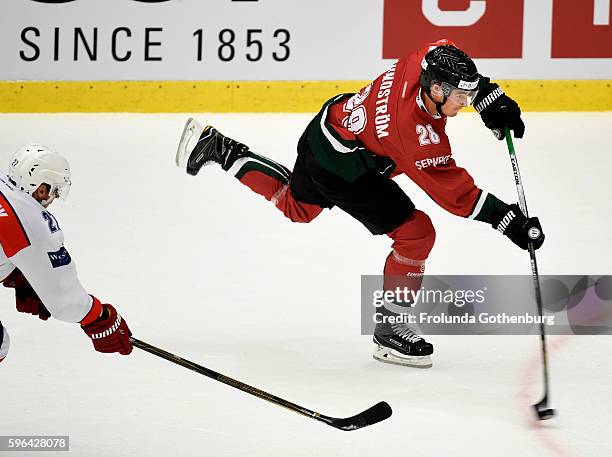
[474,77,525,140]
[2,269,51,320]
[82,302,133,355]
[492,204,544,250]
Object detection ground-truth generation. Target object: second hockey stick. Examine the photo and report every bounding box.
[130,337,392,430]
[504,128,556,420]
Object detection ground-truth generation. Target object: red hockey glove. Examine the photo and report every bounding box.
[81,303,133,355]
[2,269,51,321]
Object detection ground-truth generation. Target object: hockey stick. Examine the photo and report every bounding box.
[129,337,392,430]
[504,128,556,420]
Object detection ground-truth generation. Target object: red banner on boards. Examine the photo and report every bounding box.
[552,0,612,58]
[383,0,524,58]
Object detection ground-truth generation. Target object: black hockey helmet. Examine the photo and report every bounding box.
[419,45,480,109]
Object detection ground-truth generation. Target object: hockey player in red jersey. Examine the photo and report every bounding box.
[175,40,544,368]
[0,144,132,364]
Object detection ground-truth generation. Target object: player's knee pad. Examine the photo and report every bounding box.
[0,324,9,363]
[387,210,436,260]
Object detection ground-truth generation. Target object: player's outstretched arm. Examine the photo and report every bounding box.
[474,76,525,141]
[9,245,133,356]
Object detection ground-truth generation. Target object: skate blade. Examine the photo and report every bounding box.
[175,117,204,168]
[373,344,432,369]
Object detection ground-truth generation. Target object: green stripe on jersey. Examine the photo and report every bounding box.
[247,151,291,180]
[473,193,508,224]
[234,160,290,185]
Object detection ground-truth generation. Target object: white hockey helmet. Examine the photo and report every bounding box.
[7,144,71,205]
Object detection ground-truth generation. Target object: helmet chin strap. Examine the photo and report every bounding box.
[41,195,55,207]
[424,88,447,117]
[434,97,447,117]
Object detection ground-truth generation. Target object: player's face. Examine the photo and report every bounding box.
[32,184,53,207]
[430,84,469,117]
[441,96,468,117]
[432,83,476,117]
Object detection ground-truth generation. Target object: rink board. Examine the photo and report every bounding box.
[0,80,611,112]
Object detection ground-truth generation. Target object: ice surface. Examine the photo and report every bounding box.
[0,112,610,456]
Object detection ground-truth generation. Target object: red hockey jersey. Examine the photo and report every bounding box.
[325,39,484,218]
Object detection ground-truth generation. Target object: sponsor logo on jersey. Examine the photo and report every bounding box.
[415,154,452,170]
[375,62,397,139]
[0,204,7,217]
[48,246,72,268]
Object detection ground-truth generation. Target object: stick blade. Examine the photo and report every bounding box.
[533,396,556,421]
[533,404,556,420]
[326,401,392,431]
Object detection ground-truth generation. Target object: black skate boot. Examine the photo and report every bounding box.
[175,118,249,175]
[373,308,433,368]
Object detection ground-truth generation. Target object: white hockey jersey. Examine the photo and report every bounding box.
[0,176,99,323]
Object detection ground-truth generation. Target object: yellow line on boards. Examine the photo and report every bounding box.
[0,80,610,112]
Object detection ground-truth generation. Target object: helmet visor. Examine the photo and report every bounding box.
[49,176,71,201]
[441,82,479,106]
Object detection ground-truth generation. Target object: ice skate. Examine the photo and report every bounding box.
[175,118,249,175]
[373,321,433,368]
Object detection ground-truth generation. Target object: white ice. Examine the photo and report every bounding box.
[0,112,611,457]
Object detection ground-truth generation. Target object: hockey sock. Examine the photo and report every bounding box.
[227,150,291,200]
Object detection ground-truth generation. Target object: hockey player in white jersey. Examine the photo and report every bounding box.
[0,144,132,363]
